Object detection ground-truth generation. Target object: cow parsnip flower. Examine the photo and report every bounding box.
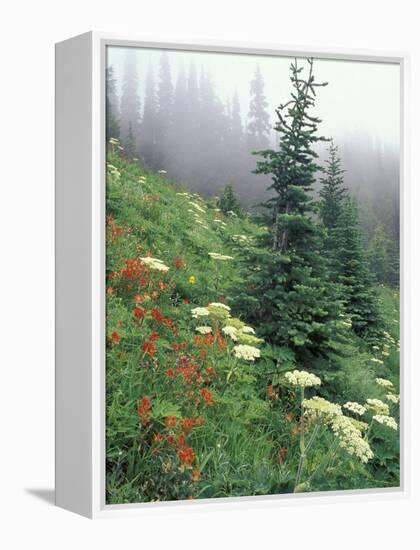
[195,326,212,335]
[385,393,400,404]
[191,307,210,319]
[233,344,261,361]
[284,370,321,388]
[236,333,264,346]
[222,326,238,341]
[224,317,245,330]
[376,378,393,388]
[240,326,255,334]
[208,302,231,311]
[373,415,398,431]
[208,303,231,319]
[366,398,390,415]
[140,257,169,272]
[208,252,234,261]
[330,415,374,463]
[343,402,367,416]
[303,396,342,419]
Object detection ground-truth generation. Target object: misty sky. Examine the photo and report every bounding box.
[107,46,400,149]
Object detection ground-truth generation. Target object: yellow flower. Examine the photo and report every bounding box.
[188,275,196,285]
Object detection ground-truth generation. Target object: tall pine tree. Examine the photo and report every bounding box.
[319,144,383,340]
[238,59,343,361]
[139,64,158,168]
[247,64,271,150]
[106,66,120,142]
[120,49,141,153]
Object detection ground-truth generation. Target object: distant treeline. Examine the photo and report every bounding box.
[106,50,399,287]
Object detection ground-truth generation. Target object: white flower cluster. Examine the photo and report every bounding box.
[222,325,239,341]
[195,326,212,335]
[376,378,394,388]
[373,415,398,431]
[284,370,321,388]
[370,358,384,365]
[189,201,206,213]
[385,393,400,404]
[191,307,210,319]
[331,415,374,463]
[208,302,231,311]
[303,396,342,419]
[343,402,367,416]
[366,398,390,415]
[140,257,169,272]
[232,344,261,362]
[107,163,121,180]
[208,252,234,261]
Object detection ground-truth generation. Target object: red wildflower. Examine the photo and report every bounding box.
[174,256,185,269]
[165,416,177,428]
[178,446,195,468]
[153,433,164,442]
[286,412,293,422]
[110,331,120,345]
[107,287,114,295]
[133,306,145,319]
[165,368,175,377]
[149,332,160,342]
[191,469,201,482]
[177,434,186,447]
[142,340,157,357]
[137,396,152,425]
[181,417,196,433]
[200,388,214,406]
[134,294,144,303]
[267,384,274,397]
[172,342,180,351]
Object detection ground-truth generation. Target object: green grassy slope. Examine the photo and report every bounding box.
[105,149,400,504]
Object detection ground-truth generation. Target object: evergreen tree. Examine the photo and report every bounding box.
[156,52,174,165]
[218,183,242,215]
[120,49,141,152]
[125,121,136,159]
[334,198,383,339]
[238,59,343,360]
[106,66,120,142]
[231,91,243,145]
[247,64,271,150]
[319,145,383,339]
[319,141,347,232]
[368,223,400,288]
[139,64,158,168]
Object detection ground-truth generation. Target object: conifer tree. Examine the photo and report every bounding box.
[319,145,383,340]
[120,50,141,152]
[139,64,158,168]
[218,183,242,216]
[319,141,347,232]
[106,66,120,142]
[368,223,399,288]
[156,52,174,165]
[247,64,271,149]
[125,121,136,159]
[238,59,343,360]
[333,198,383,339]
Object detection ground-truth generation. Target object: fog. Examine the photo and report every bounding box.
[106,46,400,241]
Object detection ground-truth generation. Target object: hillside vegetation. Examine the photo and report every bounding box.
[105,148,400,504]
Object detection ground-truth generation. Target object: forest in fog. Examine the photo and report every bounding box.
[106,48,400,252]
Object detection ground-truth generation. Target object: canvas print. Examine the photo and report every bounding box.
[105,45,400,504]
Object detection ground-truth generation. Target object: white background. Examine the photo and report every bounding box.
[1,1,418,548]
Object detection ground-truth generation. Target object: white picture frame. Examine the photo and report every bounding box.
[55,31,410,518]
